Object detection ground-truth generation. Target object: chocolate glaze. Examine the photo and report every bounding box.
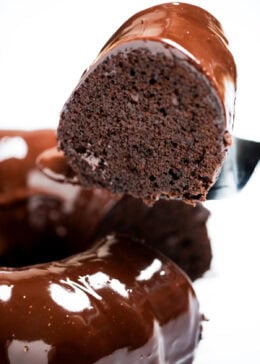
[98,2,236,131]
[0,130,56,204]
[0,130,116,266]
[0,235,201,363]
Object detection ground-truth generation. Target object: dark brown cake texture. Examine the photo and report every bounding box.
[58,2,236,204]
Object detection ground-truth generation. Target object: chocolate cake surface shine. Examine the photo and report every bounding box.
[0,235,201,364]
[0,130,203,363]
[58,2,236,204]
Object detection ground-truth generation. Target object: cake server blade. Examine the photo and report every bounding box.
[207,137,260,199]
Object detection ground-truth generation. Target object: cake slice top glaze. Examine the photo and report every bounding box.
[57,2,236,204]
[100,2,236,129]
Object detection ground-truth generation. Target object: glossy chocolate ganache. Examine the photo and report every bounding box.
[58,2,236,204]
[0,235,200,364]
[0,130,202,363]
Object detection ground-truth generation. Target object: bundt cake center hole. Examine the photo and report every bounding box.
[0,197,92,268]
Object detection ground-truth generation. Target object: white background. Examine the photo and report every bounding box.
[0,1,260,363]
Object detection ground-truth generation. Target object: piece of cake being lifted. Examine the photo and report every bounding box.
[58,2,236,204]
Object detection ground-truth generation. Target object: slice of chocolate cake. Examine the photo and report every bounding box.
[96,196,212,281]
[58,2,236,204]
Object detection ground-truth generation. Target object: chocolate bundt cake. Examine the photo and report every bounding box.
[58,2,236,203]
[0,234,201,364]
[0,130,202,363]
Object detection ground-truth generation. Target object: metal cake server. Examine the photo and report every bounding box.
[207,137,260,199]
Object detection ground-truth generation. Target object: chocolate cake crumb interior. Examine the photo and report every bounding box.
[59,43,225,203]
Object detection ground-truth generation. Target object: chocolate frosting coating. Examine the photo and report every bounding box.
[0,235,200,363]
[99,2,236,130]
[0,130,56,204]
